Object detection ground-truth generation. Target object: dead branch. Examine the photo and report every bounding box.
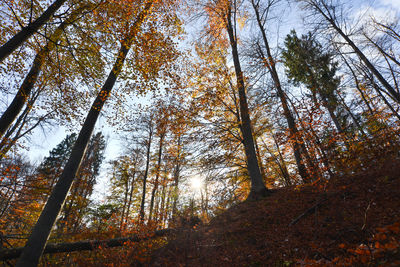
[0,228,174,261]
[289,195,328,226]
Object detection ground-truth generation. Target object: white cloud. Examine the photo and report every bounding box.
[352,3,398,37]
[380,0,400,11]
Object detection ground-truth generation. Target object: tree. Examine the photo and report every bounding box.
[249,0,313,183]
[149,104,169,222]
[0,2,97,141]
[35,133,77,201]
[16,2,156,265]
[297,0,400,104]
[56,132,106,233]
[200,0,269,200]
[282,30,346,136]
[108,151,142,231]
[138,112,154,223]
[0,0,70,62]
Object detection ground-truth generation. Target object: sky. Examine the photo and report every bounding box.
[8,0,400,201]
[23,0,400,158]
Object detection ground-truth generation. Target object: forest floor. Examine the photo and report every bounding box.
[145,158,400,266]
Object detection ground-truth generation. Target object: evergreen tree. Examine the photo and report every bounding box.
[58,132,106,233]
[36,133,77,202]
[282,30,347,135]
[35,132,106,232]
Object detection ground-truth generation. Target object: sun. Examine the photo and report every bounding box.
[190,176,203,191]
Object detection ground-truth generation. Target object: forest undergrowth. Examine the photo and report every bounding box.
[144,155,400,266]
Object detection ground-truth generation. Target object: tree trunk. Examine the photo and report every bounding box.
[0,4,88,139]
[1,229,173,261]
[226,4,269,200]
[120,169,130,231]
[312,0,400,103]
[16,3,153,266]
[125,165,137,226]
[337,47,375,116]
[255,137,266,180]
[171,136,182,217]
[251,1,310,183]
[149,133,165,222]
[0,0,68,62]
[140,125,153,222]
[271,134,292,186]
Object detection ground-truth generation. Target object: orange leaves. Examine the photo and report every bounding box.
[302,221,400,266]
[387,222,400,234]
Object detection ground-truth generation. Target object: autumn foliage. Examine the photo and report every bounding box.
[1,0,400,266]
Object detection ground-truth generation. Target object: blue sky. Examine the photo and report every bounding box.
[13,0,400,201]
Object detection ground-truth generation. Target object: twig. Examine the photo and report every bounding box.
[289,195,328,226]
[361,200,372,230]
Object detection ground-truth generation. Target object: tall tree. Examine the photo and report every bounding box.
[249,0,312,182]
[0,0,71,62]
[297,0,400,104]
[139,114,154,222]
[202,0,269,199]
[0,2,97,141]
[108,151,141,231]
[57,132,106,233]
[282,30,346,135]
[149,106,168,222]
[16,2,156,265]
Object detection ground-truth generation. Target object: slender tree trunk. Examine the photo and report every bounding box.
[0,0,70,62]
[321,96,345,135]
[336,93,367,137]
[302,116,334,178]
[125,167,137,226]
[120,170,129,231]
[16,3,153,266]
[149,133,165,222]
[366,73,400,121]
[271,134,292,186]
[0,4,90,139]
[159,163,169,226]
[251,1,310,183]
[162,186,171,228]
[287,97,323,180]
[171,136,181,217]
[311,0,400,103]
[226,4,269,200]
[140,125,153,222]
[255,137,266,180]
[337,47,375,116]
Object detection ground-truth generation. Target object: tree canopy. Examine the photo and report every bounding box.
[0,0,399,265]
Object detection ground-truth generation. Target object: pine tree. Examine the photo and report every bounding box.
[34,132,106,233]
[282,30,347,135]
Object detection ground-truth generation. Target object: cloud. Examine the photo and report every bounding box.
[380,0,400,11]
[353,3,398,32]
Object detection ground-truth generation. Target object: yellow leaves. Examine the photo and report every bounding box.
[237,12,247,30]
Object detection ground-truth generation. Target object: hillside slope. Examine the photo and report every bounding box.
[149,158,400,266]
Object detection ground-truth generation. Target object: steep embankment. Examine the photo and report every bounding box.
[149,158,400,266]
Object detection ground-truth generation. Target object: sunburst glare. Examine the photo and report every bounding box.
[189,176,204,191]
